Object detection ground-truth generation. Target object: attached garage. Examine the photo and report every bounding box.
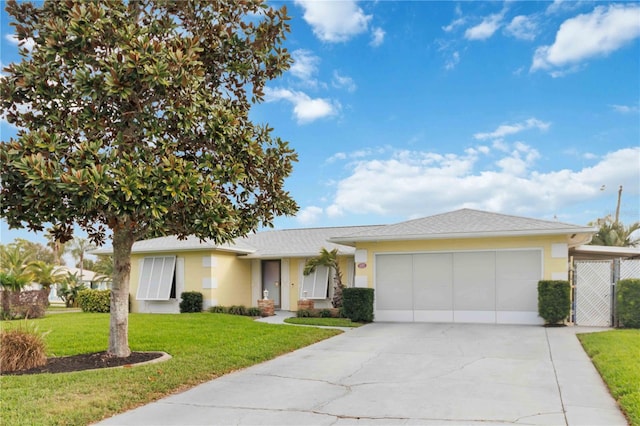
[375,249,543,324]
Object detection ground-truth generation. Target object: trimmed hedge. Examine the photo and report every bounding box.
[538,280,570,325]
[179,292,203,313]
[77,290,110,313]
[616,278,640,328]
[342,287,374,322]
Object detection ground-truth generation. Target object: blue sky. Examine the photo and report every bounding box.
[1,0,639,247]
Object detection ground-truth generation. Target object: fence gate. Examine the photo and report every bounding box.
[620,259,640,280]
[574,260,613,326]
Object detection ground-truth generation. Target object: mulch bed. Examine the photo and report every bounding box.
[1,351,164,376]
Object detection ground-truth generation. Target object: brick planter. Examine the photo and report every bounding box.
[257,299,275,317]
[297,299,314,311]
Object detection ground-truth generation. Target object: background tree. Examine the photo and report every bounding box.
[1,0,296,357]
[92,256,114,284]
[45,230,69,266]
[0,245,34,292]
[304,248,345,308]
[589,216,640,247]
[69,237,95,281]
[1,239,55,265]
[27,260,66,292]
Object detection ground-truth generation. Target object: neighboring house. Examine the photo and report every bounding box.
[92,209,596,325]
[47,266,103,304]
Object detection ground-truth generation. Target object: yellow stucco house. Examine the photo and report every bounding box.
[94,209,595,324]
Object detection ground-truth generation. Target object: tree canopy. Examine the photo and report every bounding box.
[1,0,297,356]
[589,216,640,247]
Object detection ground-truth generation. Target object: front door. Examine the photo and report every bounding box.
[262,260,281,308]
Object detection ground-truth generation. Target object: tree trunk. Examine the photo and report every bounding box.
[108,227,136,357]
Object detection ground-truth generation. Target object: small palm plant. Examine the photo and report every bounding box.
[304,248,344,308]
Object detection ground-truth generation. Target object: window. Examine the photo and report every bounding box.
[300,265,330,299]
[137,256,177,301]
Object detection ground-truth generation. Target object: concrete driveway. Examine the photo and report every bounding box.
[99,323,626,425]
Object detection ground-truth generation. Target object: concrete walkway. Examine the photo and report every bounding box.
[99,323,626,425]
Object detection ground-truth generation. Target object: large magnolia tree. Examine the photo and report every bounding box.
[1,0,297,357]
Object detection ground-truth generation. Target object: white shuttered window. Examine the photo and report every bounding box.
[137,256,177,300]
[300,266,330,299]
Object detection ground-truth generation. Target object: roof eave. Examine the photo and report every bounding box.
[329,227,597,244]
[91,246,255,256]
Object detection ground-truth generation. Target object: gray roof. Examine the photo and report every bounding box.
[91,209,596,257]
[91,225,382,258]
[91,235,256,255]
[239,225,382,259]
[330,209,596,244]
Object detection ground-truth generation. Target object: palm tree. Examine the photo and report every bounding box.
[69,238,95,283]
[44,230,68,266]
[27,261,66,292]
[304,248,345,308]
[589,216,640,247]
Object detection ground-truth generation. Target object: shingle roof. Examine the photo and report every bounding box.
[238,225,383,259]
[330,209,596,244]
[91,225,383,258]
[91,209,596,257]
[91,235,256,255]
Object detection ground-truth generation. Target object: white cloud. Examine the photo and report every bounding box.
[474,118,551,141]
[297,206,324,225]
[445,51,460,70]
[5,34,35,51]
[264,87,339,124]
[370,27,385,47]
[505,15,538,41]
[295,0,371,43]
[332,71,357,92]
[546,0,587,15]
[443,17,466,33]
[289,49,320,83]
[325,147,640,221]
[465,12,504,40]
[610,104,640,114]
[532,4,640,73]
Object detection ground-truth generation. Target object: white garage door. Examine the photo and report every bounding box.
[375,250,542,325]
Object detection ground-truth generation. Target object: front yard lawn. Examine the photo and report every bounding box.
[578,329,640,426]
[0,313,340,425]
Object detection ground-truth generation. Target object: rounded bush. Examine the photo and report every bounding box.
[208,305,228,314]
[538,280,570,325]
[179,292,203,313]
[617,278,640,328]
[77,289,110,313]
[342,288,374,322]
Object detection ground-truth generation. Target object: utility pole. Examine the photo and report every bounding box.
[615,185,622,226]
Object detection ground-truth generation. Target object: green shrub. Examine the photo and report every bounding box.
[179,292,203,313]
[227,305,248,316]
[247,307,262,317]
[342,288,374,322]
[616,278,640,328]
[77,290,110,313]
[538,280,570,325]
[296,309,312,318]
[319,309,332,318]
[0,322,48,373]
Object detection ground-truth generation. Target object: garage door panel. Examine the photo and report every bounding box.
[453,251,496,311]
[496,251,541,312]
[376,254,413,310]
[413,253,453,310]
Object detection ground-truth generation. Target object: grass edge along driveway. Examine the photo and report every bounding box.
[578,329,640,426]
[0,313,341,426]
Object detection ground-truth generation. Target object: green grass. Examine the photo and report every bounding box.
[284,317,364,327]
[0,313,341,425]
[578,329,640,426]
